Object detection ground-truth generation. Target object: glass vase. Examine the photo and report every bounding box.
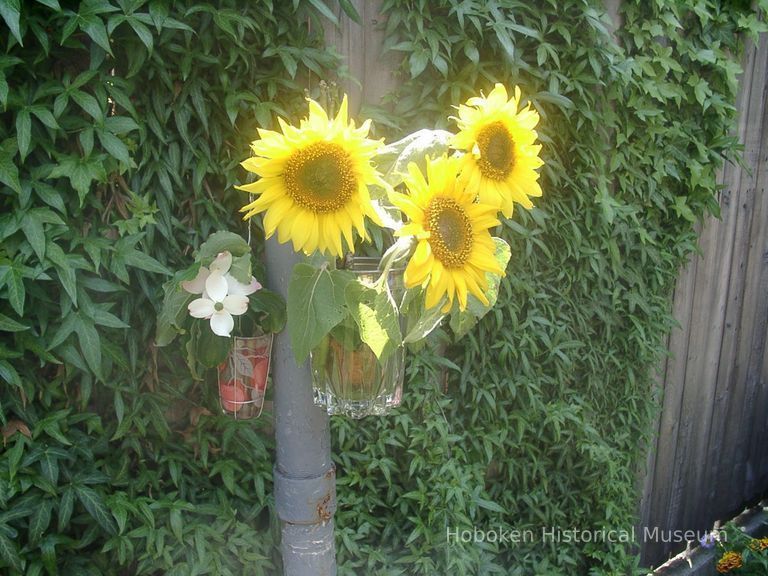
[217,334,272,419]
[311,257,405,419]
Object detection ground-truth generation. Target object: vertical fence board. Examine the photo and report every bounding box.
[641,29,768,567]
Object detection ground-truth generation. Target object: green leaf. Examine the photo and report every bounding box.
[39,449,60,485]
[0,72,8,109]
[344,279,402,361]
[21,210,46,261]
[338,0,361,23]
[0,359,21,387]
[97,130,132,165]
[248,288,286,333]
[228,253,252,285]
[74,486,117,535]
[46,241,78,306]
[128,18,153,52]
[79,14,112,55]
[15,108,30,160]
[287,264,352,364]
[71,90,104,121]
[74,315,102,379]
[0,139,21,194]
[155,280,193,346]
[6,266,25,316]
[0,312,28,332]
[34,0,60,10]
[0,0,22,46]
[169,509,183,541]
[57,487,74,531]
[197,231,250,263]
[306,0,337,25]
[0,533,23,572]
[194,327,231,368]
[28,501,52,545]
[121,248,171,275]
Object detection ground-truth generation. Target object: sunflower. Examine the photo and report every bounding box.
[238,96,384,257]
[390,155,505,313]
[452,83,544,218]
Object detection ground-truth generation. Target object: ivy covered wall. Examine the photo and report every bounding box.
[0,0,763,574]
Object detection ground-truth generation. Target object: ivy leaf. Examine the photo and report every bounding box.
[0,0,22,46]
[344,279,402,362]
[97,130,132,165]
[6,265,25,316]
[79,14,113,55]
[306,0,337,25]
[0,313,28,332]
[74,486,117,535]
[0,533,23,572]
[0,138,21,194]
[21,209,46,262]
[287,264,352,364]
[28,500,52,545]
[73,314,102,379]
[15,108,30,160]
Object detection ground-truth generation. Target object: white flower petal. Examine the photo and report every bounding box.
[188,298,215,319]
[222,294,249,316]
[226,274,262,296]
[210,251,233,274]
[181,266,209,294]
[210,310,234,337]
[205,270,228,302]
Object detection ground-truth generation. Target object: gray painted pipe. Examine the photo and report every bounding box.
[264,237,337,575]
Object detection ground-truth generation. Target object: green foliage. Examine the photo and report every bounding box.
[0,0,764,575]
[330,1,765,575]
[0,0,336,573]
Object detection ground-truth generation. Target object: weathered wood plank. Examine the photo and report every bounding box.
[718,36,768,518]
[644,231,699,565]
[320,0,400,116]
[704,35,763,527]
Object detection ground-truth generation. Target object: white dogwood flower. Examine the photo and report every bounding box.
[183,251,261,337]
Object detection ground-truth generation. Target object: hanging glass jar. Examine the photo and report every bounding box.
[217,334,273,419]
[311,257,406,419]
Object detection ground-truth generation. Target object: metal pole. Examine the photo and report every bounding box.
[264,237,337,576]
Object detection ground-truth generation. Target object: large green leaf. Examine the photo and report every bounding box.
[344,279,402,362]
[287,263,352,364]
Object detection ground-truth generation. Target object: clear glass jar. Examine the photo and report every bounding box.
[311,257,405,418]
[217,334,272,419]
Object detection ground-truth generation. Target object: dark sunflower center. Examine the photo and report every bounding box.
[425,198,473,268]
[476,121,515,180]
[283,142,356,213]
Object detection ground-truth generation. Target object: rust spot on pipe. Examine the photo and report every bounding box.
[316,493,333,522]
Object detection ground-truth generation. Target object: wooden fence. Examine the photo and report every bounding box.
[321,0,768,569]
[639,31,768,567]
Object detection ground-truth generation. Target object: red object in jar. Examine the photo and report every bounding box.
[219,380,247,412]
[253,357,269,392]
